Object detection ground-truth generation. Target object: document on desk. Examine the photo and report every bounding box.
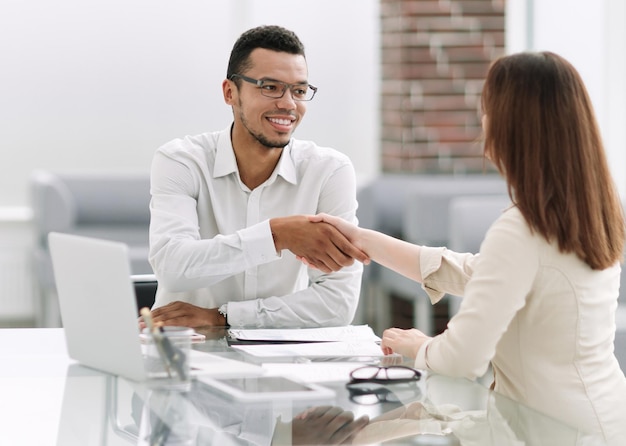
[231,341,384,358]
[262,362,365,383]
[228,324,381,343]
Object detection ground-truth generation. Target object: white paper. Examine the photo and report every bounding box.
[228,324,381,343]
[261,362,366,383]
[231,341,385,358]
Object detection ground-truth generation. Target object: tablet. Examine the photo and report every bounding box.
[198,375,336,402]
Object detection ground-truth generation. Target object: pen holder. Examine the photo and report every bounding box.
[142,326,193,390]
[139,388,196,445]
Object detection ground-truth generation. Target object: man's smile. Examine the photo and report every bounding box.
[267,116,296,131]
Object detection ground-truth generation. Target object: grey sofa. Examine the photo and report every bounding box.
[30,170,153,327]
[356,173,507,335]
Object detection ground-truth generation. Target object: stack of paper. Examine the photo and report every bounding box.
[232,341,385,358]
[261,362,369,383]
[228,325,384,359]
[228,324,381,343]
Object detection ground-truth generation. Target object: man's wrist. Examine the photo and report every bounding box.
[218,303,229,327]
[269,217,284,251]
[270,215,306,252]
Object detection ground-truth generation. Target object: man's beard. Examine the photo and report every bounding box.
[238,108,291,149]
[249,128,288,149]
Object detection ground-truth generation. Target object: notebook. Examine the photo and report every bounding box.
[48,232,263,382]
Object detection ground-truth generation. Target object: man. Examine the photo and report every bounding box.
[147,25,366,328]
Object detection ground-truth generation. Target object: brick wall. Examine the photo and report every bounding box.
[380,0,505,173]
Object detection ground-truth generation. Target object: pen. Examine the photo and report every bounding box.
[156,323,188,382]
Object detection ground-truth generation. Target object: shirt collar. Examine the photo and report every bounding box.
[275,143,297,185]
[214,126,239,178]
[213,125,298,185]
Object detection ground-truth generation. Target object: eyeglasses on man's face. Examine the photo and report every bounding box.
[229,73,318,101]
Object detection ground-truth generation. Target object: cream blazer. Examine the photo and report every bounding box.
[415,206,626,444]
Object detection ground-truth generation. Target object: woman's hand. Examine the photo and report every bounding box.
[380,327,431,360]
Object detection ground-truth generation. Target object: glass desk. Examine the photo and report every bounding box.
[0,328,606,445]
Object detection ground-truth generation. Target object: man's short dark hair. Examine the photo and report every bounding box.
[227,25,306,80]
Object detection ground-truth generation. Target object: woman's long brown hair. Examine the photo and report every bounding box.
[481,51,624,270]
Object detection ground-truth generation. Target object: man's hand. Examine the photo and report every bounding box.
[146,301,227,328]
[270,215,369,273]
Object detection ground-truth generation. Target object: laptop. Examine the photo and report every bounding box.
[48,232,263,382]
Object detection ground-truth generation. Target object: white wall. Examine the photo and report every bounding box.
[4,0,623,206]
[506,0,626,196]
[0,0,381,208]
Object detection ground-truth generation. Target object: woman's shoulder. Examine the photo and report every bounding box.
[486,205,537,246]
[496,205,526,227]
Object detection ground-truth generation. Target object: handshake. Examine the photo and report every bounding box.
[270,213,370,274]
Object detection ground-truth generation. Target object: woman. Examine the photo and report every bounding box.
[310,52,626,444]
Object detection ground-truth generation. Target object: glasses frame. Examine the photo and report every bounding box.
[348,365,421,385]
[346,381,421,405]
[229,73,318,101]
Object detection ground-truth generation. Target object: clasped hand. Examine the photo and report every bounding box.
[296,214,432,360]
[271,215,369,273]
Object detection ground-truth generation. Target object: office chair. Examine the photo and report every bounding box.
[132,274,157,315]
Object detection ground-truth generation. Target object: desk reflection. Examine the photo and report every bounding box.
[131,380,368,445]
[55,365,606,446]
[56,364,368,446]
[351,374,606,446]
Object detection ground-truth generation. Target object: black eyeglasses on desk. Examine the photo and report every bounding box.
[348,365,421,384]
[346,366,422,405]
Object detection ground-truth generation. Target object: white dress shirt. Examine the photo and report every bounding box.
[149,126,362,328]
[415,205,626,444]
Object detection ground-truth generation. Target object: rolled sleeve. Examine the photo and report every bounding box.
[420,246,447,303]
[420,247,477,304]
